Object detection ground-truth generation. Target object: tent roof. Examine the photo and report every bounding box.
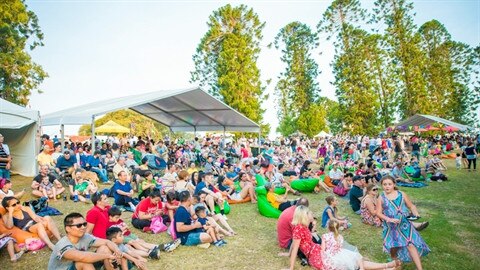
[42,87,260,132]
[96,120,130,134]
[395,114,470,131]
[0,98,40,129]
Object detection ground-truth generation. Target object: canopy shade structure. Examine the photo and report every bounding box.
[0,98,40,176]
[395,114,470,131]
[95,120,130,134]
[314,131,332,138]
[42,87,260,133]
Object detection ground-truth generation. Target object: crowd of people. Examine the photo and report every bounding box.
[0,131,478,269]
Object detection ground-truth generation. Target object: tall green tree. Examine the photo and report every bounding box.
[319,0,381,135]
[191,4,269,134]
[0,0,48,105]
[447,42,479,125]
[362,33,397,128]
[417,20,478,125]
[274,22,324,137]
[373,0,429,118]
[417,20,455,118]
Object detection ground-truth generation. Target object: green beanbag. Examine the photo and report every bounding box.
[274,187,286,195]
[255,174,267,186]
[290,178,319,192]
[255,186,281,219]
[214,201,231,215]
[234,181,241,191]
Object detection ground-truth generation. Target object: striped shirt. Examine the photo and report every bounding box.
[0,144,9,169]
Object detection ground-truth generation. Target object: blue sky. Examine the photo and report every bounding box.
[26,0,480,137]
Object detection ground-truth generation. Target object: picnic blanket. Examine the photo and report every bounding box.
[397,182,428,188]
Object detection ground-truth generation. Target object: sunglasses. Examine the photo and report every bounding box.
[10,202,20,207]
[372,188,379,191]
[68,222,88,228]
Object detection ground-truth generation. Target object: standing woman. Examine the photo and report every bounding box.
[464,141,477,171]
[376,176,430,270]
[288,205,324,270]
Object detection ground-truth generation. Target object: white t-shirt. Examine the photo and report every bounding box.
[0,189,14,197]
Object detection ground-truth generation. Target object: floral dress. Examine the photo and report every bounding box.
[381,191,430,262]
[322,232,362,270]
[292,224,323,269]
[360,196,382,227]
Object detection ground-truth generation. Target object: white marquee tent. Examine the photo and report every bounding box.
[0,98,41,177]
[42,87,260,147]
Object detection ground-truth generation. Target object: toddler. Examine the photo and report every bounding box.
[39,175,57,201]
[195,206,226,247]
[455,153,461,170]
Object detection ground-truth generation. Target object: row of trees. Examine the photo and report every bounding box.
[191,1,479,137]
[3,1,478,138]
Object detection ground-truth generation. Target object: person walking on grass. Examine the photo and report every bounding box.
[376,176,430,270]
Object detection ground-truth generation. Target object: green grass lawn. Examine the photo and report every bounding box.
[1,159,479,270]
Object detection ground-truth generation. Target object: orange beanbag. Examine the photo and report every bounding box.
[227,196,251,204]
[323,176,336,188]
[0,206,51,243]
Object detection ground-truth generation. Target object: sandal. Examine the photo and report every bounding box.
[416,221,429,231]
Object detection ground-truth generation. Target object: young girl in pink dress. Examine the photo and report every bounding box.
[321,220,400,270]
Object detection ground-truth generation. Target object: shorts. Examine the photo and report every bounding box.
[272,181,283,189]
[230,192,243,201]
[184,232,203,246]
[123,233,138,244]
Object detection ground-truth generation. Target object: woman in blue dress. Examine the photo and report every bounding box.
[376,176,430,270]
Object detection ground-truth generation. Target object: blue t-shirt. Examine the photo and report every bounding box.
[321,206,333,228]
[112,181,132,203]
[226,171,237,178]
[56,156,77,170]
[194,181,213,195]
[87,156,102,167]
[174,206,193,245]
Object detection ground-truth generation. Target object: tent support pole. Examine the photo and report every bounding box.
[60,124,65,149]
[194,127,196,138]
[91,115,96,150]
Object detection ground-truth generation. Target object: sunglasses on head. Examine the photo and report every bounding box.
[68,222,88,228]
[372,188,378,191]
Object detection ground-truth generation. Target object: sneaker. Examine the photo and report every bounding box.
[163,239,181,252]
[213,240,224,247]
[73,195,78,202]
[197,243,210,249]
[148,247,159,259]
[85,194,91,199]
[219,239,227,245]
[143,227,152,233]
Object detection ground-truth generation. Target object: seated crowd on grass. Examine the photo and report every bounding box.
[0,132,478,269]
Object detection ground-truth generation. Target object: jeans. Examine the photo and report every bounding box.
[91,167,108,182]
[0,168,10,179]
[468,158,477,170]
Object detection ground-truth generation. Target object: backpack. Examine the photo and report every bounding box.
[23,197,48,213]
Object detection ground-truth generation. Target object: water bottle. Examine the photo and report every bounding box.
[63,195,67,201]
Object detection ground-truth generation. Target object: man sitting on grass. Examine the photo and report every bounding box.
[48,212,125,270]
[32,165,65,199]
[175,190,213,248]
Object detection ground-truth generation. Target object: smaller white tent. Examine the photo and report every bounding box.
[0,98,40,177]
[314,131,332,138]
